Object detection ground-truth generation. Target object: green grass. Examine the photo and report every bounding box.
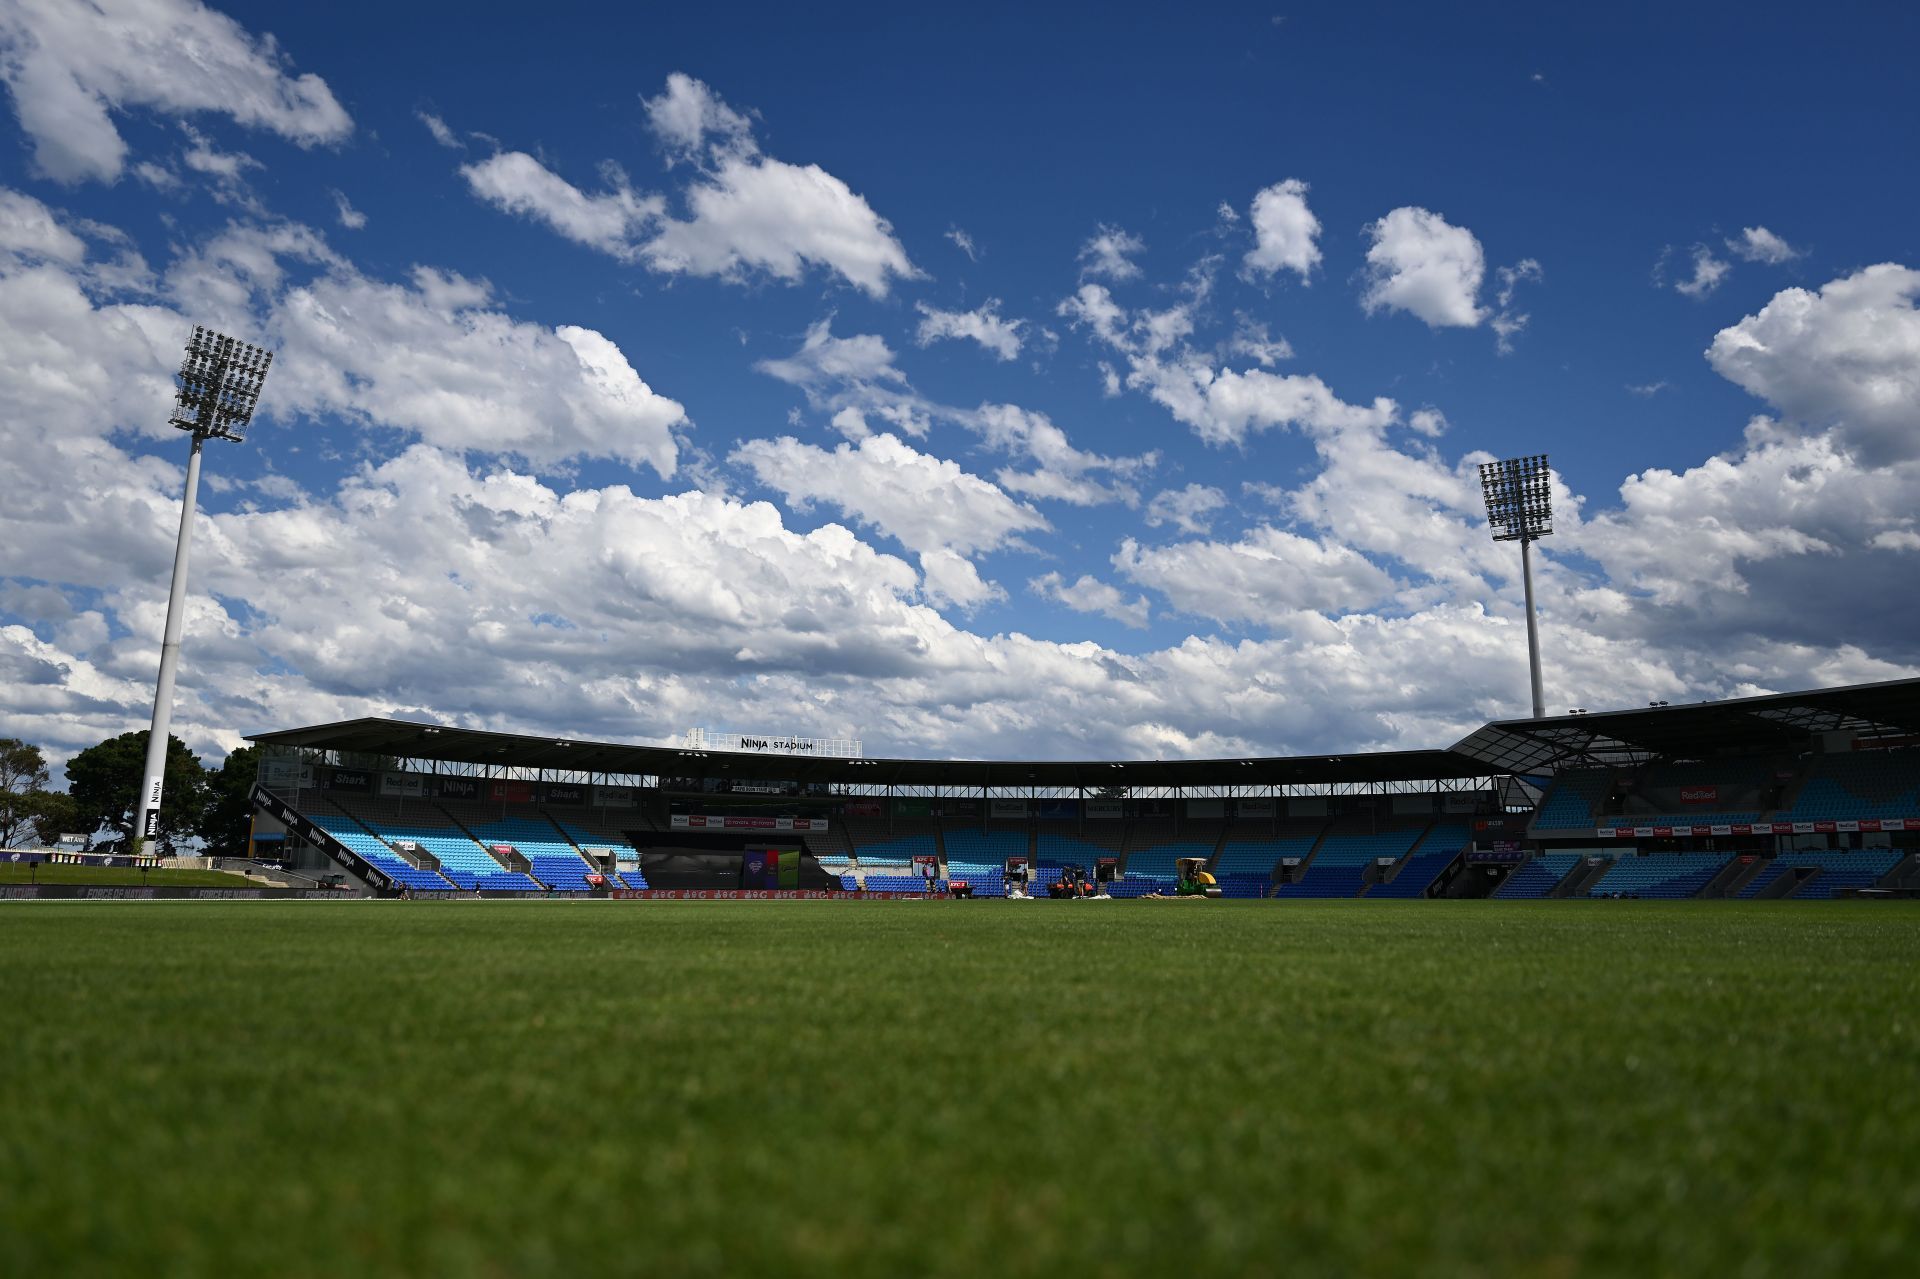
[0,863,260,887]
[2,900,1916,1277]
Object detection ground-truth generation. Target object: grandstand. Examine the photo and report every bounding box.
[243,677,1920,900]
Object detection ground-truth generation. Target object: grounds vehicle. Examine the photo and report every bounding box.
[1175,857,1221,899]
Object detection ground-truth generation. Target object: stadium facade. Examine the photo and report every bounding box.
[246,678,1920,901]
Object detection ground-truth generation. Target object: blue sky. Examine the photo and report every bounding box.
[2,0,1918,770]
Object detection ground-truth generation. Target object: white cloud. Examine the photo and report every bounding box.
[263,266,686,474]
[946,226,977,260]
[1706,263,1920,465]
[0,187,86,265]
[0,0,351,184]
[1029,572,1150,629]
[642,71,754,161]
[757,318,1151,504]
[1626,380,1670,397]
[1727,226,1799,265]
[1675,245,1731,298]
[918,549,1004,611]
[1360,206,1488,328]
[1226,315,1293,367]
[1078,224,1145,281]
[1241,178,1320,282]
[638,74,915,296]
[459,152,662,261]
[914,300,1024,360]
[330,189,366,230]
[730,432,1047,558]
[1491,258,1542,354]
[418,111,460,149]
[461,75,916,297]
[643,156,915,298]
[1145,484,1228,535]
[1115,526,1398,625]
[1061,282,1399,447]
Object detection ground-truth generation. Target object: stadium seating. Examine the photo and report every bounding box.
[949,828,1028,866]
[1787,752,1920,820]
[1370,826,1471,898]
[307,814,452,891]
[460,814,601,891]
[1215,833,1316,883]
[1776,850,1904,898]
[1531,769,1615,830]
[1586,853,1731,899]
[943,860,1007,897]
[1493,853,1583,899]
[337,804,541,892]
[847,830,935,868]
[862,874,929,894]
[1734,860,1793,899]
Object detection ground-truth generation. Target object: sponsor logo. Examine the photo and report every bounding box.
[1679,786,1720,804]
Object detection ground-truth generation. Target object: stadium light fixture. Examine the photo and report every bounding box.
[1478,454,1553,720]
[135,326,274,857]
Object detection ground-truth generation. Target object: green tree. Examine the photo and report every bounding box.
[26,790,81,848]
[66,731,208,854]
[200,745,259,860]
[0,738,52,847]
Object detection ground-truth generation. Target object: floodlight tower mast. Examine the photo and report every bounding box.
[135,327,273,857]
[1479,455,1554,720]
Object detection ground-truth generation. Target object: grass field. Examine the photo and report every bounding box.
[2,900,1916,1277]
[0,864,258,887]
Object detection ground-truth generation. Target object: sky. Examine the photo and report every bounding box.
[1,0,1918,775]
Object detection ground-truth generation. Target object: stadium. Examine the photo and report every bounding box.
[222,676,1920,903]
[5,4,1920,1276]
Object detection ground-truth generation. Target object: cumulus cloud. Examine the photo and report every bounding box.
[758,317,1152,504]
[1707,263,1920,465]
[459,152,663,261]
[1241,178,1320,282]
[1029,572,1150,629]
[464,75,915,297]
[914,299,1024,360]
[1078,224,1145,281]
[1727,226,1799,265]
[1115,526,1398,626]
[1060,283,1399,447]
[0,0,351,184]
[730,432,1048,558]
[1674,245,1731,298]
[642,71,754,161]
[1144,483,1228,535]
[1360,206,1488,328]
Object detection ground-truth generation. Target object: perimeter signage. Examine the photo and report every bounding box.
[669,815,828,831]
[1601,817,1920,838]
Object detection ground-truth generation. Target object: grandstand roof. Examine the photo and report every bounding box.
[245,717,1500,790]
[1449,677,1920,773]
[249,678,1920,789]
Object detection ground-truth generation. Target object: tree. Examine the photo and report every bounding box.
[26,790,80,848]
[66,731,208,854]
[200,745,259,860]
[0,738,51,847]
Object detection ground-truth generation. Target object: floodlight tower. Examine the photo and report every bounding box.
[1479,454,1554,720]
[134,327,274,856]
